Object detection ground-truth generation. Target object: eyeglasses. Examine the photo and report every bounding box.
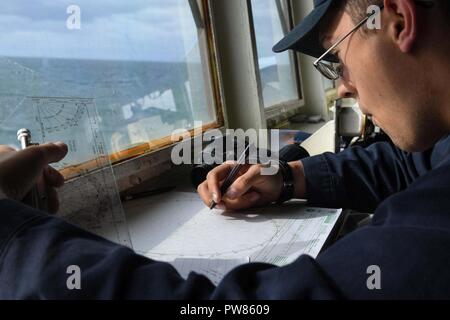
[314,4,385,80]
[314,1,435,81]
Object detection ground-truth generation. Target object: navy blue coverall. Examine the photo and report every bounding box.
[0,134,449,299]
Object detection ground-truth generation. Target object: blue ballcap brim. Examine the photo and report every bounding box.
[273,0,338,63]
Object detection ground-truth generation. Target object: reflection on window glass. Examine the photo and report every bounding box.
[0,0,216,155]
[251,0,299,108]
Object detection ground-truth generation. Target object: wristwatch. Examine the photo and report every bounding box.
[276,160,295,204]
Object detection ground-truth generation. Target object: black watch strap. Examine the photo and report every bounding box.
[276,160,295,204]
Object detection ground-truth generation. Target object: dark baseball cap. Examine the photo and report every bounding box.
[273,0,339,63]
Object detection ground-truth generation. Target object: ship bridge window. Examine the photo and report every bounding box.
[250,0,302,109]
[0,0,223,171]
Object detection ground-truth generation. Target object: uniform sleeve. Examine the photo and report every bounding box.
[1,160,450,300]
[301,141,432,212]
[316,163,450,299]
[0,199,342,300]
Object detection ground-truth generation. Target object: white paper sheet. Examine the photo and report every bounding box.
[125,192,342,282]
[170,257,250,285]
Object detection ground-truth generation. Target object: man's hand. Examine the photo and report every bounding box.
[197,161,307,211]
[0,142,68,213]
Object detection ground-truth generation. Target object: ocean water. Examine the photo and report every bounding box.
[0,56,213,154]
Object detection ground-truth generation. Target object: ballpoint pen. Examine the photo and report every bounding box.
[17,128,48,211]
[209,144,251,210]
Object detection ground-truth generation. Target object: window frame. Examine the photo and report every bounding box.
[290,0,331,124]
[248,0,305,125]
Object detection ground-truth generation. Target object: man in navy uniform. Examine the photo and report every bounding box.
[0,0,449,299]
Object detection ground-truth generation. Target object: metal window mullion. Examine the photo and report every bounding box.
[188,0,205,29]
[275,0,289,36]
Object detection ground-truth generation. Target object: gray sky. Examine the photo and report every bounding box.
[0,0,199,61]
[0,0,282,62]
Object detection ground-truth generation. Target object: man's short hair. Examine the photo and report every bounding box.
[344,0,383,24]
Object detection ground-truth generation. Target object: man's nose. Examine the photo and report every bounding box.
[337,79,357,99]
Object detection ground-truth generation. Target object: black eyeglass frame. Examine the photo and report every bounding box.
[313,4,385,80]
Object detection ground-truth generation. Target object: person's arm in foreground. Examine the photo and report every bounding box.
[198,141,436,213]
[1,143,450,299]
[0,143,339,299]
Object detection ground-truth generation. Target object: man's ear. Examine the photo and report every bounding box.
[384,0,418,52]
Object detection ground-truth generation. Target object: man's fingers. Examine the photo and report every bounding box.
[224,165,262,200]
[17,142,68,172]
[36,142,68,165]
[198,175,264,211]
[0,145,17,162]
[221,191,262,211]
[206,162,242,203]
[44,166,65,188]
[0,145,16,153]
[46,187,60,214]
[0,142,68,201]
[198,162,253,208]
[197,181,212,207]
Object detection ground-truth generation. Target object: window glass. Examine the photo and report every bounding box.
[251,0,299,108]
[322,77,336,91]
[0,0,217,157]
